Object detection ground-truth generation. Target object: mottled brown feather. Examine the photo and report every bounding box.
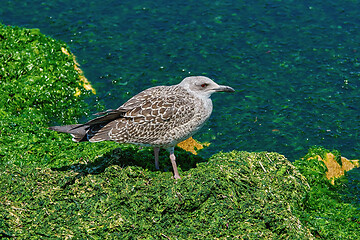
[84,85,199,147]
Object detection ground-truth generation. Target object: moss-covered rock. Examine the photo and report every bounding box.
[298,146,359,185]
[294,147,360,239]
[0,24,89,120]
[0,23,114,167]
[1,150,313,239]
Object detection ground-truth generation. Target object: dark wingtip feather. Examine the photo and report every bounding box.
[48,124,83,134]
[48,124,90,142]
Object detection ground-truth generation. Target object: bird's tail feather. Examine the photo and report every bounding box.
[49,124,89,142]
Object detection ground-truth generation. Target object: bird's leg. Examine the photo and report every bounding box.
[168,147,181,179]
[154,147,160,170]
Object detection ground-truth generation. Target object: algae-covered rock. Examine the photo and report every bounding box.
[294,147,360,239]
[0,149,313,239]
[304,149,359,185]
[0,23,109,167]
[0,23,91,119]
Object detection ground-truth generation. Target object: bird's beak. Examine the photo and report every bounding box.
[213,85,235,92]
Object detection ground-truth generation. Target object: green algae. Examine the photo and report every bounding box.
[294,148,360,239]
[0,24,84,120]
[1,150,313,239]
[0,23,117,167]
[1,147,359,239]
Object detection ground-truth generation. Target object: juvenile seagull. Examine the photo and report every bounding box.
[49,76,234,179]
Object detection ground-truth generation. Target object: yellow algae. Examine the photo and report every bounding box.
[177,137,210,155]
[61,47,96,96]
[308,153,359,185]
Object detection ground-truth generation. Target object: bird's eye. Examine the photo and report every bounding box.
[201,83,208,88]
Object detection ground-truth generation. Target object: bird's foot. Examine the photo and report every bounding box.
[173,174,181,179]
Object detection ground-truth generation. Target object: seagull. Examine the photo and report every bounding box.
[49,76,235,179]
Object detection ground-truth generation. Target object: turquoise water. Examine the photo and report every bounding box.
[2,0,360,164]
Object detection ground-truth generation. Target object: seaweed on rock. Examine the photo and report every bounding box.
[1,150,313,239]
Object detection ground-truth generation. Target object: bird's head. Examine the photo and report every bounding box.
[178,76,235,99]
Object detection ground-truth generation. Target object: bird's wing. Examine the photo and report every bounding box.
[81,109,124,126]
[88,86,194,124]
[75,87,160,128]
[121,86,197,125]
[117,86,163,112]
[78,86,197,143]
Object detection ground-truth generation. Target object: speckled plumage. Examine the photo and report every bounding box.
[49,76,234,179]
[86,85,209,147]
